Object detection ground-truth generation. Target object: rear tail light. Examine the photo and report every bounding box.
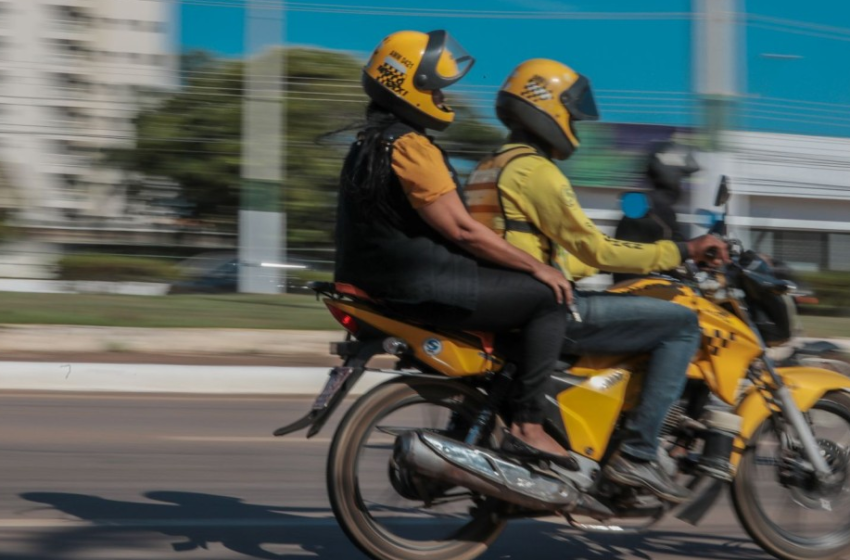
[327,304,360,335]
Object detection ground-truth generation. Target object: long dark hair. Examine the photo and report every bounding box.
[340,102,411,226]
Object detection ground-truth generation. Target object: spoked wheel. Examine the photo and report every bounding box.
[732,391,850,560]
[327,376,506,560]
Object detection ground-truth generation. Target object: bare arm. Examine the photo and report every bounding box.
[417,191,572,304]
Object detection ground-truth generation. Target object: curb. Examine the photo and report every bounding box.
[0,362,396,396]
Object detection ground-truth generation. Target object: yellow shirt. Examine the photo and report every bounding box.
[496,144,683,281]
[390,132,456,208]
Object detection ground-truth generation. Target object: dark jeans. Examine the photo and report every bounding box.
[391,266,566,424]
[563,291,701,461]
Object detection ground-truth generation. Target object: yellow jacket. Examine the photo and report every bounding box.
[491,144,684,281]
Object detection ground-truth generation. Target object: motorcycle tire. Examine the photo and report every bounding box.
[732,391,850,560]
[327,376,507,560]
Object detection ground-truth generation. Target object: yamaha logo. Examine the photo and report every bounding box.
[423,338,443,356]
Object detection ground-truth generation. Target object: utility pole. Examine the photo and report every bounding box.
[239,0,286,293]
[692,0,747,241]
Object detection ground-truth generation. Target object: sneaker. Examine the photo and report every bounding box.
[604,452,692,504]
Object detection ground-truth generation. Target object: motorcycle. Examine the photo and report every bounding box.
[276,179,850,560]
[620,178,850,377]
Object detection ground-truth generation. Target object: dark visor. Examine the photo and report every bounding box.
[560,74,599,122]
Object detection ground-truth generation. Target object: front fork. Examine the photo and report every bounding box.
[757,360,833,478]
[731,288,834,479]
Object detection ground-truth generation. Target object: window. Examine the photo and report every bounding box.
[50,39,90,61]
[828,234,850,272]
[751,228,828,272]
[48,5,91,30]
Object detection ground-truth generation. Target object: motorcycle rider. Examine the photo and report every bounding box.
[613,141,700,283]
[464,58,728,503]
[334,32,575,463]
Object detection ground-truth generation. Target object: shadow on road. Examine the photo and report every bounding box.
[17,491,769,560]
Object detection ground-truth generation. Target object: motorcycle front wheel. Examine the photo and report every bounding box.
[732,391,850,560]
[327,376,506,560]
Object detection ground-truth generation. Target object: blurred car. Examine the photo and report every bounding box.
[169,251,312,294]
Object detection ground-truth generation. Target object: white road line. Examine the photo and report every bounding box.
[0,516,564,529]
[160,436,332,443]
[0,518,340,529]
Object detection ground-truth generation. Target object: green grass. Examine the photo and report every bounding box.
[0,290,848,338]
[0,292,340,330]
[800,315,850,339]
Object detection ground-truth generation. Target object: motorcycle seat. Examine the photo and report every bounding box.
[308,281,497,354]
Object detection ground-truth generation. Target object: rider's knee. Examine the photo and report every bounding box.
[672,306,701,341]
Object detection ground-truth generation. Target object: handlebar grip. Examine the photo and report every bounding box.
[704,246,718,261]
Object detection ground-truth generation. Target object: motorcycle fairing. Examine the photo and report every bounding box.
[553,366,633,461]
[609,278,762,404]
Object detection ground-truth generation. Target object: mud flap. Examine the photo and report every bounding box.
[273,339,382,438]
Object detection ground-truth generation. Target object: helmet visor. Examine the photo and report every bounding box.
[414,30,475,91]
[560,74,599,121]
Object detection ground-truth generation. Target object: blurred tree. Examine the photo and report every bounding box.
[110,48,502,253]
[0,160,19,240]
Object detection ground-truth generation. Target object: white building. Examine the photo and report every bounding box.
[573,129,850,286]
[0,0,178,225]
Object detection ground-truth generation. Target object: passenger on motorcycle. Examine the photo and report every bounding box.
[465,58,728,503]
[334,32,575,463]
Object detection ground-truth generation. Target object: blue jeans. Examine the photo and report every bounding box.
[563,291,701,461]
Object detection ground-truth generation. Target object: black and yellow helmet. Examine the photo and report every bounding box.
[496,59,599,160]
[362,30,475,131]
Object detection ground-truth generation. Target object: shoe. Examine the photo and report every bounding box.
[603,452,692,504]
[500,431,579,471]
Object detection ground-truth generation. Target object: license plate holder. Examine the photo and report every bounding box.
[312,367,356,410]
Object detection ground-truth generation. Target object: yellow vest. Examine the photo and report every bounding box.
[466,144,683,281]
[465,146,558,267]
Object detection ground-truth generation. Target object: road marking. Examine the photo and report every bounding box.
[0,516,563,529]
[160,436,332,443]
[0,518,341,529]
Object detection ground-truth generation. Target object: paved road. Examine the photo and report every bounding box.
[0,392,777,560]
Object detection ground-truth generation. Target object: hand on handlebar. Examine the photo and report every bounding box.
[687,234,730,268]
[532,264,574,305]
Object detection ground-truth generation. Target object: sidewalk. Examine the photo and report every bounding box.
[0,325,392,395]
[0,325,847,395]
[0,325,349,366]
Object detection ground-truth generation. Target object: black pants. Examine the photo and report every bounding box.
[391,266,566,423]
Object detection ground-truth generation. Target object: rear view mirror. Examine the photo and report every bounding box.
[620,192,650,219]
[695,208,723,229]
[715,175,730,207]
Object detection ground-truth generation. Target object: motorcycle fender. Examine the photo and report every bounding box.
[731,366,850,468]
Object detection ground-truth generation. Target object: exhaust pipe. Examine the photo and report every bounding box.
[395,430,580,512]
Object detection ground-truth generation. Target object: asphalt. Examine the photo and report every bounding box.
[0,392,782,560]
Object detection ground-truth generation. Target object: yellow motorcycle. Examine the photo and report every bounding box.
[276,185,850,560]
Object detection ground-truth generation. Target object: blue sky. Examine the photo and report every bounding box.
[180,0,850,138]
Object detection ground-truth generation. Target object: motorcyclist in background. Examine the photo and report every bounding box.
[334,31,575,464]
[613,141,701,283]
[464,58,728,503]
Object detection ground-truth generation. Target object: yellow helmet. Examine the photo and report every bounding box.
[362,30,475,131]
[496,59,599,160]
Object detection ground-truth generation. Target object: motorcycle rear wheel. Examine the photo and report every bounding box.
[732,391,850,560]
[327,376,507,560]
